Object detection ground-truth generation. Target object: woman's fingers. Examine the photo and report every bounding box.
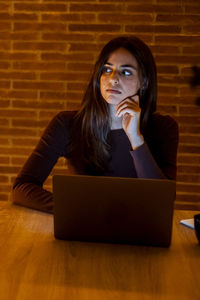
[116,97,140,117]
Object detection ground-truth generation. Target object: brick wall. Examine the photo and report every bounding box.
[0,0,199,210]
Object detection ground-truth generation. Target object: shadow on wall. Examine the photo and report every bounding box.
[190,66,200,106]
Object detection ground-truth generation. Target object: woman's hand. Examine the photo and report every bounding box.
[115,95,144,150]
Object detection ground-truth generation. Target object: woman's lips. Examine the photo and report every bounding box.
[106,89,121,94]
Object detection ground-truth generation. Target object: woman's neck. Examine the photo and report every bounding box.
[109,104,123,130]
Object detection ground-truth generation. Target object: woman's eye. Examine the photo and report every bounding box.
[121,69,132,76]
[103,67,112,74]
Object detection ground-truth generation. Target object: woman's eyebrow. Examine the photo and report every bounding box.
[105,62,137,70]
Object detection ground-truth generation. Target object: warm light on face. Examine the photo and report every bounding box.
[100,48,141,106]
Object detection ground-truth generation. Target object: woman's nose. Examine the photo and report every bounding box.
[110,71,119,84]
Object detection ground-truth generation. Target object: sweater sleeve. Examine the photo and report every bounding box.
[12,111,73,213]
[130,115,179,180]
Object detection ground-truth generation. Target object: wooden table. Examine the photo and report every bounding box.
[0,202,200,300]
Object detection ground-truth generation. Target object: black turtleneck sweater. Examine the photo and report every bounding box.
[12,111,179,213]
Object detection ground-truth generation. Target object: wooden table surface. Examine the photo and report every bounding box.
[0,202,200,300]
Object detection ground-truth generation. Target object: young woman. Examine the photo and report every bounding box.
[12,36,179,213]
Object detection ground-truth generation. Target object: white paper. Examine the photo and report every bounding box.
[180,219,194,229]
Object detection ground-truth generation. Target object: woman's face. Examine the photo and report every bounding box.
[100,47,141,106]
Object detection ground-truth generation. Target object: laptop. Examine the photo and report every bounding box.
[53,174,176,247]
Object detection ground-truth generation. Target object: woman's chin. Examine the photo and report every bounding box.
[104,96,123,106]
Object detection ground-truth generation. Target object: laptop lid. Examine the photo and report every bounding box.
[53,175,176,247]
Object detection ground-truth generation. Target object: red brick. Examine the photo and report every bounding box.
[155,35,200,45]
[14,22,66,32]
[98,14,154,23]
[13,62,66,71]
[179,87,200,96]
[13,81,65,91]
[40,72,90,81]
[158,85,178,95]
[0,110,37,119]
[14,3,67,12]
[12,138,38,147]
[156,14,200,24]
[177,173,200,183]
[150,45,180,54]
[0,119,9,127]
[11,53,38,60]
[39,111,59,119]
[40,91,83,101]
[69,43,103,52]
[0,157,9,164]
[178,145,200,154]
[0,3,9,10]
[67,102,81,111]
[67,62,94,72]
[157,104,177,115]
[158,75,190,85]
[157,65,179,74]
[67,82,88,91]
[0,22,11,31]
[98,33,153,44]
[0,194,9,201]
[13,100,65,110]
[11,157,27,166]
[185,5,200,14]
[8,90,38,100]
[12,119,49,128]
[0,185,11,193]
[175,194,200,207]
[126,4,184,13]
[0,138,9,145]
[99,0,153,2]
[41,52,93,61]
[175,115,200,124]
[179,125,200,134]
[0,71,36,80]
[178,165,200,174]
[0,62,10,69]
[179,135,200,144]
[0,81,10,89]
[0,166,21,174]
[125,25,181,33]
[183,25,200,34]
[180,106,200,115]
[183,46,200,54]
[0,100,10,108]
[14,42,66,51]
[178,183,200,194]
[0,127,37,137]
[177,155,200,164]
[158,96,196,105]
[0,41,10,50]
[155,55,200,65]
[0,52,11,60]
[177,174,200,184]
[69,24,121,32]
[42,33,94,41]
[12,13,38,21]
[42,13,95,22]
[126,25,181,33]
[0,32,39,41]
[70,3,123,12]
[0,175,8,183]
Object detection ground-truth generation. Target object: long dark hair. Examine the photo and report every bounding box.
[71,36,157,171]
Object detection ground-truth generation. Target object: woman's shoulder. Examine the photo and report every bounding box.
[149,112,178,129]
[54,110,77,122]
[48,110,77,129]
[148,112,178,139]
